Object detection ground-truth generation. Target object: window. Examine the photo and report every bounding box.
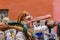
[0,9,9,22]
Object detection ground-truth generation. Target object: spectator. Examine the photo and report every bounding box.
[57,22,60,40]
[47,20,56,40]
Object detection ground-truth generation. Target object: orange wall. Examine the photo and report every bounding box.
[0,0,53,20]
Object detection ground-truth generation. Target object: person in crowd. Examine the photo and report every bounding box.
[0,17,9,40]
[0,30,5,40]
[40,20,49,40]
[16,31,26,40]
[57,22,60,40]
[0,17,9,31]
[46,20,56,40]
[33,20,49,40]
[5,30,12,40]
[10,29,16,40]
[33,20,43,40]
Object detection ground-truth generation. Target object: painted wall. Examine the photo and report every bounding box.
[53,0,60,23]
[0,0,53,20]
[53,0,60,33]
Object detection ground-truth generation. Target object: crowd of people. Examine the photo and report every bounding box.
[0,11,59,40]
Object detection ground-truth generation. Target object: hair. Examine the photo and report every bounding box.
[17,12,30,23]
[37,20,40,23]
[45,20,48,25]
[46,20,56,28]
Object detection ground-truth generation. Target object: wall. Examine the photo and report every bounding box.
[53,0,60,33]
[0,0,53,20]
[53,0,60,23]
